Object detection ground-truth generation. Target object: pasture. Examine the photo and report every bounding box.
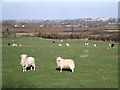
[2,38,118,88]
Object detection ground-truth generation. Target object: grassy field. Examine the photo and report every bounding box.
[2,38,118,88]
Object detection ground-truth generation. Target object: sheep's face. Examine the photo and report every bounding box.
[56,57,62,63]
[21,54,27,60]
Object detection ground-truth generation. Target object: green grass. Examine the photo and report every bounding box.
[16,33,34,37]
[2,38,118,88]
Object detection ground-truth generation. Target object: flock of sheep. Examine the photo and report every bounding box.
[58,43,70,47]
[8,43,22,47]
[56,40,70,47]
[8,39,114,72]
[85,43,97,47]
[20,54,75,72]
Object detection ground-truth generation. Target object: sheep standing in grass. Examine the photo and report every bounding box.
[56,57,75,72]
[12,43,17,46]
[66,43,70,47]
[109,44,111,47]
[85,43,89,46]
[20,44,22,46]
[61,40,63,42]
[20,54,35,72]
[86,43,89,46]
[8,43,11,46]
[93,44,96,47]
[59,44,62,47]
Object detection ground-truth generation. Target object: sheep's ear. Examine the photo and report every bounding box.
[21,54,27,57]
[59,57,62,59]
[21,54,23,57]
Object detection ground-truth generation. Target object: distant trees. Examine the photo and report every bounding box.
[2,20,118,42]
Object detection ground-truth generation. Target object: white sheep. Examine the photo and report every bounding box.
[109,44,111,46]
[85,43,89,46]
[56,57,75,72]
[20,44,22,46]
[12,43,17,46]
[93,44,96,47]
[61,40,63,42]
[86,43,89,46]
[15,44,17,46]
[59,44,62,47]
[20,54,35,72]
[66,43,70,47]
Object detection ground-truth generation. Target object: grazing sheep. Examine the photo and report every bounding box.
[59,44,62,47]
[111,43,114,47]
[85,43,89,46]
[56,57,75,72]
[61,40,63,42]
[109,44,111,46]
[12,43,17,46]
[20,44,21,46]
[93,44,96,47]
[53,41,55,43]
[8,43,11,46]
[20,54,35,72]
[66,43,70,47]
[86,43,89,46]
[15,44,17,46]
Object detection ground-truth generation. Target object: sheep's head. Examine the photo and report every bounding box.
[56,57,63,63]
[21,54,27,60]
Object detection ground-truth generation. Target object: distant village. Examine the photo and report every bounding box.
[12,17,118,28]
[2,17,119,42]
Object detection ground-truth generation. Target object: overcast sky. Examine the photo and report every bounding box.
[2,0,118,20]
[1,0,119,2]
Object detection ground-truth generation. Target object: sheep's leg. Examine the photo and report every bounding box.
[23,67,26,72]
[70,67,74,72]
[60,66,63,72]
[31,67,32,70]
[32,64,35,70]
[71,69,74,72]
[34,66,35,70]
[23,67,25,72]
[24,65,27,71]
[24,67,26,71]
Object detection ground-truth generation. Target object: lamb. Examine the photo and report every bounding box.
[20,54,35,72]
[8,43,11,46]
[111,43,114,47]
[86,43,89,46]
[53,41,55,43]
[20,44,22,46]
[56,57,75,72]
[12,43,17,46]
[109,44,111,46]
[66,43,70,47]
[85,43,89,46]
[59,44,62,47]
[61,40,63,42]
[93,44,96,47]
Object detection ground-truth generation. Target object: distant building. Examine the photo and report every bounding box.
[21,25,25,28]
[66,25,71,27]
[40,25,44,27]
[14,24,19,28]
